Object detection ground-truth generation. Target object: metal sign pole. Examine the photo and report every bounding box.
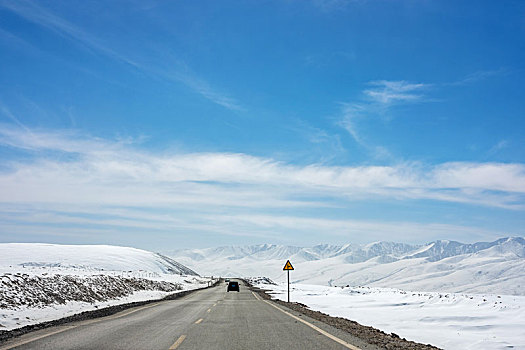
[283,259,294,303]
[287,270,290,303]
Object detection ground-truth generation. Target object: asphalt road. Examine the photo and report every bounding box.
[1,281,379,350]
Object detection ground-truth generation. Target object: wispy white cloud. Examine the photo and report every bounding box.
[0,205,497,245]
[0,0,243,111]
[0,127,522,243]
[288,119,346,161]
[168,69,244,111]
[338,103,363,144]
[205,213,499,243]
[337,102,397,160]
[0,0,139,67]
[1,126,524,206]
[336,80,429,157]
[488,140,509,156]
[364,80,428,105]
[449,68,508,86]
[0,103,32,132]
[337,70,507,156]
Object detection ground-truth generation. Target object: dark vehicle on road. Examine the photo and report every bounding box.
[227,281,240,292]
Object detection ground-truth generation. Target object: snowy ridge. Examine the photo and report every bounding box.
[172,237,524,264]
[170,237,525,295]
[168,241,416,264]
[0,243,199,276]
[405,237,525,262]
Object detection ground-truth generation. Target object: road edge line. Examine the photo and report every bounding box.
[261,299,361,350]
[252,291,262,301]
[0,326,77,350]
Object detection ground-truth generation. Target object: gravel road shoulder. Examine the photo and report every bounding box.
[249,283,441,350]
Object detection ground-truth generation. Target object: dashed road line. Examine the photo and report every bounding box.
[194,318,203,324]
[102,302,162,321]
[168,335,186,349]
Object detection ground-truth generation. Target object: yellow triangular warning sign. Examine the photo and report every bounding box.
[283,260,294,271]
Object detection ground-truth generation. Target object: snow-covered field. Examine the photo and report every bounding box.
[0,243,214,331]
[253,281,525,350]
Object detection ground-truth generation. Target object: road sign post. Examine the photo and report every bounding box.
[282,260,294,303]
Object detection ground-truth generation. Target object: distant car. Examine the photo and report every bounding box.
[225,278,230,284]
[227,281,240,292]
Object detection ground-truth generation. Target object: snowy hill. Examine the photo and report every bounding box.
[0,243,199,276]
[169,237,525,295]
[0,243,216,331]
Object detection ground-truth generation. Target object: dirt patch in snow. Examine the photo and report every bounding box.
[249,284,441,350]
[244,276,277,285]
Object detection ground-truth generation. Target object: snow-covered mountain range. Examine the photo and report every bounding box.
[168,237,525,295]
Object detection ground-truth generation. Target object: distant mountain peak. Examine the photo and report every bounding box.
[169,236,524,266]
[409,236,525,262]
[167,237,524,295]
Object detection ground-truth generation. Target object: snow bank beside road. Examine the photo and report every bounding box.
[0,273,182,309]
[0,272,212,331]
[254,282,525,350]
[0,243,212,331]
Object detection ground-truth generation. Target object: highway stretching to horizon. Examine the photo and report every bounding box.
[0,281,379,350]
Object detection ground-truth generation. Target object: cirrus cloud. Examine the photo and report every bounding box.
[0,126,523,246]
[1,126,524,208]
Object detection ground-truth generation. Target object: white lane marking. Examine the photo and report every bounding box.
[261,299,361,350]
[103,302,162,321]
[168,335,186,349]
[0,301,165,349]
[194,318,203,324]
[0,326,77,350]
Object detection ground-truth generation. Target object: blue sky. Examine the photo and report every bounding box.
[0,0,524,250]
